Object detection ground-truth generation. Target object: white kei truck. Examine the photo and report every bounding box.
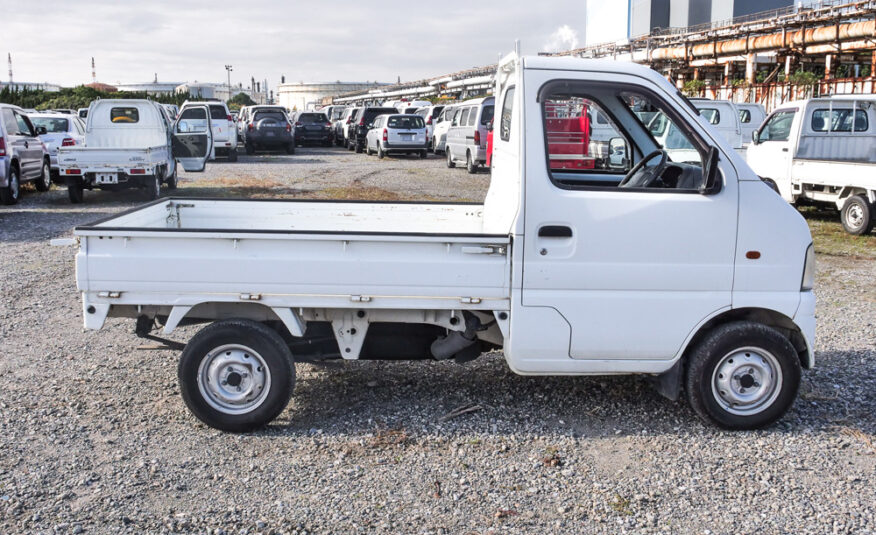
[66,54,816,432]
[58,100,212,203]
[746,95,876,235]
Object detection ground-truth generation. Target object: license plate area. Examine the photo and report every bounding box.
[95,173,118,185]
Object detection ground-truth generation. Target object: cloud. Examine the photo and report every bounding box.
[542,25,580,53]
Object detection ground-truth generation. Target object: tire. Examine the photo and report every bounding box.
[145,174,160,200]
[761,177,779,195]
[355,142,363,154]
[840,195,874,235]
[178,319,295,432]
[0,165,20,205]
[66,175,83,204]
[466,151,477,174]
[446,149,455,168]
[685,321,801,430]
[347,139,354,151]
[35,160,52,192]
[419,150,427,159]
[377,144,385,159]
[228,149,238,162]
[165,166,178,190]
[245,143,255,155]
[285,143,295,155]
[365,144,373,156]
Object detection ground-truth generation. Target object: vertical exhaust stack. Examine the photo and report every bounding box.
[91,57,96,84]
[7,52,12,83]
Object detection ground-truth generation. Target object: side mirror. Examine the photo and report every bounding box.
[751,130,759,145]
[486,121,493,132]
[608,137,630,170]
[699,146,722,195]
[35,126,47,135]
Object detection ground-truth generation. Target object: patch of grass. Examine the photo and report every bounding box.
[800,207,876,259]
[608,493,633,515]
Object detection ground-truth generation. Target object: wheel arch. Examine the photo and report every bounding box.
[162,302,305,339]
[836,187,875,209]
[680,307,812,371]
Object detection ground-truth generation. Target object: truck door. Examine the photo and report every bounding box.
[512,71,738,369]
[746,108,797,201]
[172,105,213,172]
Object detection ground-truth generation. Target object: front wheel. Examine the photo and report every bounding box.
[165,166,178,190]
[285,143,295,155]
[228,149,238,162]
[685,321,801,430]
[446,149,455,168]
[840,195,874,235]
[145,174,160,200]
[35,160,52,192]
[245,143,255,155]
[178,319,295,432]
[466,151,478,174]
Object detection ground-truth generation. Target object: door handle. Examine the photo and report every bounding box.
[538,225,573,238]
[24,141,29,148]
[781,148,788,152]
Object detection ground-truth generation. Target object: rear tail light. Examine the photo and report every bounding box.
[61,138,76,147]
[286,123,292,132]
[295,122,303,127]
[426,117,432,125]
[129,169,146,175]
[325,122,332,128]
[64,169,81,175]
[0,137,6,157]
[474,130,481,145]
[248,123,254,131]
[382,129,387,142]
[358,117,365,126]
[226,114,233,122]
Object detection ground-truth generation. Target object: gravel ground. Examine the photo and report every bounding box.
[1,147,874,535]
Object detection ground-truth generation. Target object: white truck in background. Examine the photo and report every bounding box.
[747,95,876,234]
[59,100,213,203]
[690,98,765,153]
[68,53,815,433]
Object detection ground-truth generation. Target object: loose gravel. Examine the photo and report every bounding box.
[0,148,874,534]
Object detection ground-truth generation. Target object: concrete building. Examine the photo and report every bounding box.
[174,83,262,103]
[0,81,62,92]
[277,81,386,111]
[114,81,181,94]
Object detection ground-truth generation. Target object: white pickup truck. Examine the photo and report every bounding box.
[747,95,876,235]
[69,53,815,433]
[59,99,213,203]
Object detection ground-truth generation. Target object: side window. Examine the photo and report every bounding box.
[699,108,720,125]
[738,109,751,123]
[177,107,209,133]
[2,109,20,135]
[759,110,795,142]
[468,108,477,127]
[811,108,868,132]
[500,87,515,141]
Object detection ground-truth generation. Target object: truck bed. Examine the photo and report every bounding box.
[59,145,168,170]
[74,198,511,313]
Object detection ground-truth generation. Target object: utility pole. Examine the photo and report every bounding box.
[91,57,96,84]
[224,64,232,100]
[7,53,12,83]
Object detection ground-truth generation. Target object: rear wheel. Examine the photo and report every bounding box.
[355,142,363,154]
[347,139,355,151]
[145,174,160,200]
[228,149,238,162]
[35,160,52,192]
[165,166,178,190]
[419,150,427,159]
[66,175,83,204]
[446,149,455,168]
[178,319,295,432]
[377,144,385,159]
[0,165,20,205]
[840,195,874,235]
[245,143,255,155]
[466,151,477,174]
[685,321,801,430]
[285,143,296,155]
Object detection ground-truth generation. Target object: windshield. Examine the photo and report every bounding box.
[298,113,328,123]
[31,117,70,133]
[254,111,287,121]
[387,116,425,129]
[363,108,398,124]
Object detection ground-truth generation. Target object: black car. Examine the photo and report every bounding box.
[244,110,295,154]
[351,107,398,153]
[293,112,333,147]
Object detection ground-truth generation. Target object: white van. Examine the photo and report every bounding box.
[747,95,876,234]
[431,105,458,154]
[735,102,766,143]
[445,97,495,173]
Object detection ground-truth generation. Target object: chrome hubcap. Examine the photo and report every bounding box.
[11,172,19,198]
[711,347,782,416]
[197,344,271,415]
[847,204,864,229]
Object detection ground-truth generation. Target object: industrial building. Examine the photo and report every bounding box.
[628,0,798,37]
[277,81,387,110]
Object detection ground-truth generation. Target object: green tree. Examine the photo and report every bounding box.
[227,92,256,110]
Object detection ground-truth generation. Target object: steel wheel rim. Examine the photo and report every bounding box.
[42,163,51,188]
[711,346,782,416]
[197,344,271,415]
[846,204,864,229]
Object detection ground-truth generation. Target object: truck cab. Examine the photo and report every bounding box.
[71,54,815,433]
[747,95,876,234]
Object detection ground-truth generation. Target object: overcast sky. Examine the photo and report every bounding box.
[1,0,627,89]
